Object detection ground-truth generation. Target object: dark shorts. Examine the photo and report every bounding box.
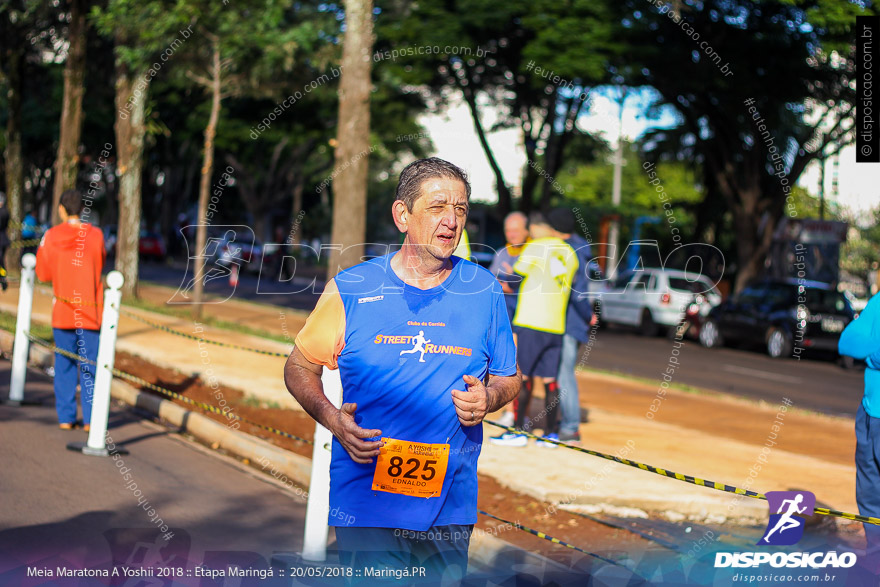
[516,327,563,378]
[335,524,472,584]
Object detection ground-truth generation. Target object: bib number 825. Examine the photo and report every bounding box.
[387,456,437,481]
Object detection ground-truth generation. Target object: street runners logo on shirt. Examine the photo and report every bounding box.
[714,490,857,570]
[759,490,815,546]
[374,329,472,363]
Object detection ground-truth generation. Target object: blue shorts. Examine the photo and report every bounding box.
[516,327,563,378]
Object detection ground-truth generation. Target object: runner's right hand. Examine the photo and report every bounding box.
[330,403,383,464]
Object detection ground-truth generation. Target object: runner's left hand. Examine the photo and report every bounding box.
[452,375,489,427]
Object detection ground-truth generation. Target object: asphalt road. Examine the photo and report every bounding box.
[0,362,310,583]
[584,324,864,418]
[139,262,865,419]
[138,260,323,310]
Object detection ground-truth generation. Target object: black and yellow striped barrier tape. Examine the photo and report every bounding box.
[20,326,880,536]
[119,309,291,358]
[9,238,42,249]
[477,509,626,567]
[485,420,880,527]
[26,329,624,566]
[35,285,101,307]
[24,332,312,446]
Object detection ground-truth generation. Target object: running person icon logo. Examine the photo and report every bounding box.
[400,330,431,362]
[758,491,816,545]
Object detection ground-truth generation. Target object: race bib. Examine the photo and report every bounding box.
[372,438,449,498]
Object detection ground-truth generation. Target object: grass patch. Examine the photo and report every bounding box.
[0,309,54,342]
[240,395,283,410]
[122,294,294,346]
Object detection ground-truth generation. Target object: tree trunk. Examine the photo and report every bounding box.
[536,93,563,212]
[114,60,148,299]
[731,206,762,293]
[327,0,374,279]
[4,45,24,262]
[192,39,223,319]
[538,93,584,212]
[289,173,305,245]
[457,69,511,217]
[51,0,88,224]
[519,142,539,216]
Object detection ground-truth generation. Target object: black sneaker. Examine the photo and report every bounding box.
[558,430,581,442]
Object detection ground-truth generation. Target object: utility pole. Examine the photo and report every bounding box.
[608,88,628,278]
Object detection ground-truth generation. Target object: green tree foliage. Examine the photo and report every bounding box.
[1,0,60,236]
[614,0,876,291]
[375,0,623,216]
[91,0,192,297]
[840,208,880,289]
[556,140,703,248]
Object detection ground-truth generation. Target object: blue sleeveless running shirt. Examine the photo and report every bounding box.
[295,254,517,531]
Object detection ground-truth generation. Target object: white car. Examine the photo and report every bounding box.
[597,268,722,336]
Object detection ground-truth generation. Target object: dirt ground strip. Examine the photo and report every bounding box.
[580,370,856,466]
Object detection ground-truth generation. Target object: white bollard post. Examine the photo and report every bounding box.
[301,367,343,562]
[67,271,128,457]
[8,253,37,404]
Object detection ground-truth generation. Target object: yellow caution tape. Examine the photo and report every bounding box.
[119,309,290,358]
[477,509,626,567]
[25,332,312,446]
[21,329,876,528]
[485,420,880,526]
[9,238,42,249]
[35,285,101,308]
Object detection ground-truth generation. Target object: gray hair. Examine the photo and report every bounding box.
[395,157,471,212]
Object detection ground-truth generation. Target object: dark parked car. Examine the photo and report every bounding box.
[699,279,855,359]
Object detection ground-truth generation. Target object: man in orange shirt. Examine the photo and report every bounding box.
[36,190,105,430]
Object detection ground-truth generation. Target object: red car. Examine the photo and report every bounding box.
[102,225,166,262]
[139,231,167,262]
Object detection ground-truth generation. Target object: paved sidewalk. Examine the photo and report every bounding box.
[0,280,862,528]
[0,362,310,584]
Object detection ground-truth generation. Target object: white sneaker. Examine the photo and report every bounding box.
[489,433,528,447]
[497,411,514,427]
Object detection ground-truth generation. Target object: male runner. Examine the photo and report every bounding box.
[285,158,520,583]
[490,211,581,448]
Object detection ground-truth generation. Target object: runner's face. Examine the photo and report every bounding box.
[408,178,468,260]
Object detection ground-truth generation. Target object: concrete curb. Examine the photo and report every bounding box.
[1,330,573,576]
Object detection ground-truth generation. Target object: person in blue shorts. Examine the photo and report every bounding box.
[284,157,520,583]
[548,208,597,442]
[839,293,880,572]
[490,212,582,448]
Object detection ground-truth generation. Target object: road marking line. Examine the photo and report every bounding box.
[722,364,802,384]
